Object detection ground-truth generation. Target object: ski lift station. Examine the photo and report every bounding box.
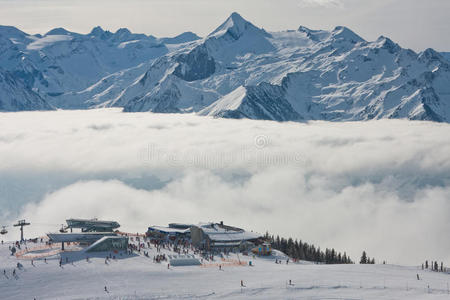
[146,223,192,240]
[47,218,127,252]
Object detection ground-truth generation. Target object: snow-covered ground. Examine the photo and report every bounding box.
[1,238,449,299]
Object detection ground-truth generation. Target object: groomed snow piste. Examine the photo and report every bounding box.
[1,239,449,300]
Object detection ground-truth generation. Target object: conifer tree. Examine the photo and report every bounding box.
[360,251,368,264]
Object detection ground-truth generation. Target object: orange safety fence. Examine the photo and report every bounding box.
[115,231,146,237]
[17,249,62,260]
[15,244,60,259]
[15,243,81,260]
[200,258,248,268]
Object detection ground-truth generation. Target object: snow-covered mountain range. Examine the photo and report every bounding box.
[1,13,449,122]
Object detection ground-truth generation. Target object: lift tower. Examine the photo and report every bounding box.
[14,219,30,242]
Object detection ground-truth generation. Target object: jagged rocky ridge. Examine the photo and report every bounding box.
[0,13,449,122]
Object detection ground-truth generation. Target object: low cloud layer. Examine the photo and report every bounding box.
[1,108,449,265]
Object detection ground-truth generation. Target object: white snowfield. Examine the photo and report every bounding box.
[1,241,449,300]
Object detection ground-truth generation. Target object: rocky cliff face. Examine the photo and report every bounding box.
[0,68,52,111]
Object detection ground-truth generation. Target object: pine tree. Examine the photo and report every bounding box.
[360,251,368,264]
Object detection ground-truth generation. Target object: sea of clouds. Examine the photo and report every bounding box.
[0,108,449,265]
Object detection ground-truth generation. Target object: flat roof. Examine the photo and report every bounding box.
[66,218,120,228]
[207,231,261,242]
[148,226,189,234]
[47,232,118,243]
[194,223,262,242]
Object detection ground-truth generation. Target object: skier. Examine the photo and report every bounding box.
[417,274,420,280]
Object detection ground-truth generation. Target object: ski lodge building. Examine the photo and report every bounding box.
[146,223,192,240]
[190,222,262,251]
[146,221,263,252]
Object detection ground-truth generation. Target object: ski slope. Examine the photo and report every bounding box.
[1,239,449,299]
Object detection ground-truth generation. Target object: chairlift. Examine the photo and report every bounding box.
[0,225,8,235]
[59,224,68,233]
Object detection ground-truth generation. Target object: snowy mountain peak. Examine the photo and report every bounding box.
[297,26,327,41]
[330,26,364,43]
[159,32,201,44]
[115,28,131,36]
[113,28,133,40]
[45,27,72,36]
[375,36,401,53]
[90,26,105,35]
[298,25,310,33]
[0,25,27,39]
[208,12,269,40]
[419,48,447,63]
[89,26,113,40]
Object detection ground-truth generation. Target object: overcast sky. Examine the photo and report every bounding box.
[0,0,449,52]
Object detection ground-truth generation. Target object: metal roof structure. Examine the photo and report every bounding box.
[47,232,118,243]
[65,218,120,232]
[194,222,262,243]
[147,226,189,235]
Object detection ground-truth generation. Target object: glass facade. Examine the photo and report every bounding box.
[86,236,128,252]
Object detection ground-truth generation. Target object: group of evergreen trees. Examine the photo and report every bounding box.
[359,251,375,264]
[264,232,353,264]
